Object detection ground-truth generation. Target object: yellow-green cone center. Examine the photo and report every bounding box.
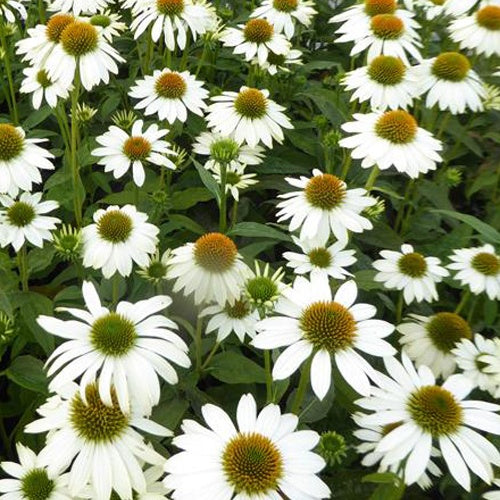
[7,201,36,227]
[300,301,356,352]
[46,13,75,43]
[273,0,298,12]
[36,70,53,88]
[375,110,418,144]
[70,384,129,442]
[407,385,463,436]
[21,469,55,500]
[123,136,152,161]
[147,261,167,280]
[90,14,111,28]
[471,252,500,276]
[244,19,274,44]
[60,21,99,57]
[97,210,133,243]
[156,0,184,15]
[0,124,24,161]
[365,0,397,16]
[90,312,137,356]
[426,312,472,353]
[246,276,278,304]
[368,55,406,85]
[432,52,470,82]
[155,72,187,99]
[210,138,240,164]
[305,174,346,210]
[225,299,250,319]
[222,432,283,495]
[371,14,404,40]
[194,232,238,272]
[234,88,268,119]
[476,6,500,30]
[397,252,427,278]
[308,248,332,268]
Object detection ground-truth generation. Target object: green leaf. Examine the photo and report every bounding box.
[6,355,48,394]
[431,209,500,244]
[209,351,266,384]
[171,187,214,210]
[296,88,346,125]
[363,473,405,500]
[28,246,56,274]
[193,158,220,202]
[163,214,205,235]
[363,473,402,485]
[22,106,53,129]
[229,222,291,242]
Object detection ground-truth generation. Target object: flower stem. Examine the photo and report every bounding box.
[264,350,274,403]
[455,290,471,315]
[201,341,220,370]
[37,0,46,23]
[364,165,379,191]
[112,274,120,307]
[0,19,19,124]
[218,162,228,233]
[17,246,29,292]
[395,292,404,324]
[291,357,311,414]
[394,179,414,234]
[340,155,352,180]
[70,69,83,227]
[195,315,203,372]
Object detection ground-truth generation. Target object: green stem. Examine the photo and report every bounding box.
[112,274,120,306]
[340,155,352,180]
[394,179,415,234]
[437,112,451,140]
[0,19,18,124]
[291,357,311,414]
[218,162,228,233]
[195,44,209,78]
[179,37,190,71]
[230,200,238,229]
[37,0,46,23]
[455,290,471,315]
[70,69,82,227]
[395,292,404,324]
[17,246,29,292]
[264,350,273,403]
[201,341,220,370]
[54,103,71,151]
[195,315,203,372]
[364,165,379,192]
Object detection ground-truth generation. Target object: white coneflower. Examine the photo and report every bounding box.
[251,0,317,38]
[164,393,331,499]
[20,66,72,109]
[137,249,171,285]
[244,261,286,311]
[416,52,486,113]
[373,244,449,304]
[92,120,177,187]
[0,443,71,499]
[342,55,420,110]
[43,19,124,90]
[46,0,111,15]
[276,169,375,243]
[25,382,170,500]
[355,353,500,491]
[449,4,500,57]
[453,334,500,398]
[0,123,55,197]
[168,232,251,306]
[220,19,290,65]
[38,280,190,414]
[339,110,443,178]
[82,205,159,278]
[193,131,265,171]
[397,312,473,378]
[129,69,208,124]
[447,244,500,300]
[283,236,357,280]
[0,0,26,21]
[88,11,127,41]
[253,47,303,74]
[253,275,396,399]
[131,0,216,51]
[213,163,258,201]
[206,87,293,148]
[0,192,60,251]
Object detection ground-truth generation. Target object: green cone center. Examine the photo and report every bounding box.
[426,312,472,353]
[21,468,55,500]
[90,312,137,356]
[97,210,133,243]
[398,252,427,278]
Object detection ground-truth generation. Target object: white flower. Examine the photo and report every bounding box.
[92,120,177,187]
[47,0,110,14]
[168,232,251,306]
[137,249,171,285]
[452,334,500,398]
[0,443,71,499]
[20,66,72,109]
[397,312,473,378]
[213,163,258,201]
[43,19,124,91]
[276,169,375,244]
[25,382,170,500]
[352,415,442,489]
[251,0,317,38]
[131,0,216,52]
[447,244,500,300]
[244,261,287,311]
[253,276,396,399]
[201,297,259,342]
[356,353,500,491]
[373,244,449,304]
[342,55,420,110]
[0,0,26,21]
[221,19,290,66]
[253,47,303,75]
[0,192,60,252]
[206,87,293,148]
[129,69,208,124]
[415,52,486,114]
[339,110,443,178]
[193,131,265,171]
[38,280,190,414]
[440,0,480,16]
[164,393,331,499]
[484,479,500,500]
[82,204,159,278]
[0,124,55,197]
[89,11,127,41]
[283,235,357,280]
[449,3,500,58]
